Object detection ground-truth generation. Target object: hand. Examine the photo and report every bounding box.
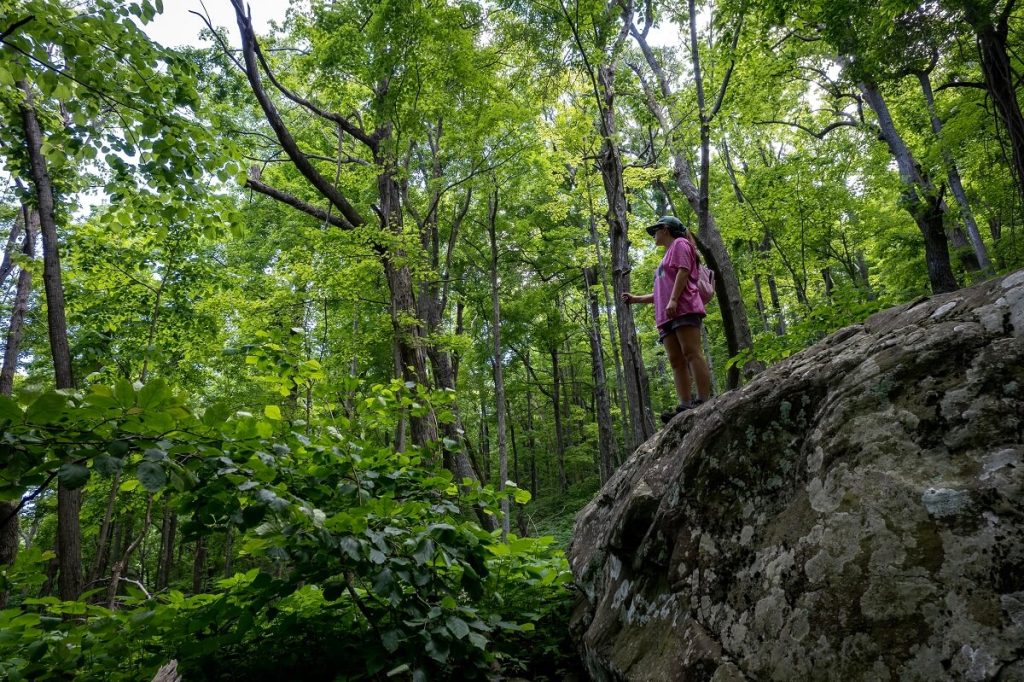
[665,298,678,317]
[621,292,634,304]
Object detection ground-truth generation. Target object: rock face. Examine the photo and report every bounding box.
[569,272,1024,681]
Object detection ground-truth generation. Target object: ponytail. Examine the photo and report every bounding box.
[685,231,701,265]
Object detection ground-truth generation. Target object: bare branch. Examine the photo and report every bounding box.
[0,14,34,42]
[245,177,352,229]
[229,0,363,227]
[710,14,744,120]
[752,118,859,139]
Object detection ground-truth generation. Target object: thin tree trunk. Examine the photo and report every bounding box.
[87,472,121,586]
[597,65,657,445]
[223,527,233,578]
[526,382,538,499]
[19,81,81,602]
[916,71,992,271]
[968,6,1024,208]
[192,537,206,594]
[550,347,568,493]
[754,273,770,332]
[107,495,153,609]
[585,267,617,482]
[857,79,958,294]
[0,207,35,396]
[156,501,177,590]
[584,167,630,454]
[486,190,511,540]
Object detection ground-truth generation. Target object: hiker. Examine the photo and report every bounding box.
[622,215,712,423]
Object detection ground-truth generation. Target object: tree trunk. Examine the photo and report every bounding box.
[917,70,992,272]
[486,190,511,540]
[223,527,233,578]
[550,347,568,493]
[19,82,82,602]
[108,495,153,609]
[585,169,630,456]
[857,80,958,294]
[597,65,656,445]
[192,537,207,594]
[969,8,1024,209]
[87,472,121,586]
[0,207,35,395]
[585,268,617,482]
[156,502,177,590]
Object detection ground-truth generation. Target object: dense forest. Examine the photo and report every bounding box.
[0,0,1021,679]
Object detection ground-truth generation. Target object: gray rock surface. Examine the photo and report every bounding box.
[569,272,1024,681]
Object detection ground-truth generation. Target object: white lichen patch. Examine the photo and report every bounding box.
[739,525,754,546]
[921,487,969,518]
[980,448,1021,481]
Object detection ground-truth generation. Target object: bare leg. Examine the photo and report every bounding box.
[663,332,693,405]
[674,324,711,401]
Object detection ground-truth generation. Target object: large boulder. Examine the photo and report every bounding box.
[569,272,1024,681]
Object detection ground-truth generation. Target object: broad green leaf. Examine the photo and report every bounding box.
[113,379,136,408]
[58,463,90,490]
[264,405,282,421]
[136,461,166,492]
[26,392,67,425]
[0,395,22,422]
[138,378,169,409]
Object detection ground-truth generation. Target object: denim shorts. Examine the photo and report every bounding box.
[658,314,703,343]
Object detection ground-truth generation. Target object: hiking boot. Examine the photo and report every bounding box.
[660,403,690,424]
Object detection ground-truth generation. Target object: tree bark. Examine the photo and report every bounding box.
[87,472,121,586]
[156,501,177,590]
[107,495,153,609]
[585,267,617,482]
[550,347,568,493]
[192,536,206,594]
[968,3,1024,208]
[917,70,992,272]
[584,171,630,454]
[486,190,511,539]
[0,207,35,395]
[597,64,656,445]
[19,81,81,602]
[857,80,958,294]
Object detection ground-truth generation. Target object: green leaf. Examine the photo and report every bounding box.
[26,392,67,425]
[446,616,470,640]
[264,405,282,421]
[0,395,22,422]
[467,632,487,650]
[136,461,166,492]
[412,538,434,566]
[138,378,169,409]
[512,487,532,504]
[113,379,136,408]
[93,455,123,477]
[58,463,90,490]
[203,402,230,427]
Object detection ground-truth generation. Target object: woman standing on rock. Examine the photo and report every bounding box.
[622,215,712,423]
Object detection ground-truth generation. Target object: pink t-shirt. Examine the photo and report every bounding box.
[653,237,706,327]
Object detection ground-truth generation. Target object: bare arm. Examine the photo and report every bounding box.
[622,292,654,304]
[664,268,690,318]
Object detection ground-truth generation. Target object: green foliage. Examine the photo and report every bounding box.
[0,379,572,681]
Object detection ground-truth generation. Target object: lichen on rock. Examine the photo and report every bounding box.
[569,272,1024,681]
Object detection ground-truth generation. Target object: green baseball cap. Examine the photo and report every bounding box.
[646,215,687,236]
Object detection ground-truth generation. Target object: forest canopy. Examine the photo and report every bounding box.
[0,0,1020,678]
